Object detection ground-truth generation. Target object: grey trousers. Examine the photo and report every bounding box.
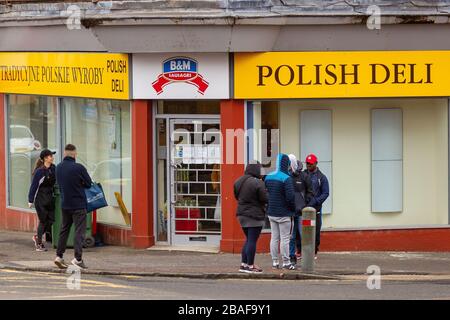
[269,216,293,265]
[56,209,87,261]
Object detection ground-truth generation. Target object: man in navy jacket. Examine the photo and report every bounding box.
[54,144,92,270]
[304,153,329,257]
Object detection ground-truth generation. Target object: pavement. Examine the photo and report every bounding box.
[1,230,450,281]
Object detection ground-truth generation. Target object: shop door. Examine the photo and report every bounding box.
[169,119,221,246]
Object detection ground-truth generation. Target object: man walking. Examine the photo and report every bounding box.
[304,154,329,258]
[54,144,93,269]
[265,153,296,269]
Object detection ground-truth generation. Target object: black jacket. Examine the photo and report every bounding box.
[28,164,56,205]
[304,168,330,213]
[291,170,314,215]
[56,156,93,210]
[233,163,269,221]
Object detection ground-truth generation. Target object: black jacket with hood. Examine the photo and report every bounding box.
[290,161,314,215]
[233,162,269,221]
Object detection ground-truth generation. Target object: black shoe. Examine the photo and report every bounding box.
[36,243,48,252]
[246,265,263,274]
[239,265,249,273]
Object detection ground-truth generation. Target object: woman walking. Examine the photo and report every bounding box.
[28,149,56,252]
[234,161,268,273]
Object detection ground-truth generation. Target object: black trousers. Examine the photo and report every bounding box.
[315,213,322,254]
[241,226,263,266]
[34,192,55,244]
[56,209,87,261]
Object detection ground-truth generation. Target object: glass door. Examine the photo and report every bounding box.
[169,119,221,246]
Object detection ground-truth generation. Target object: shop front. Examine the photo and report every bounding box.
[3,50,449,252]
[232,51,450,252]
[132,53,230,248]
[0,52,134,245]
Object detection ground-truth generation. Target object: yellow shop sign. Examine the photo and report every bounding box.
[234,51,450,99]
[0,52,129,99]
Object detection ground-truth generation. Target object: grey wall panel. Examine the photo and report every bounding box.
[372,109,403,161]
[91,25,233,53]
[372,160,403,212]
[371,108,403,213]
[300,109,332,214]
[300,110,332,162]
[273,24,450,52]
[4,23,450,52]
[0,26,106,52]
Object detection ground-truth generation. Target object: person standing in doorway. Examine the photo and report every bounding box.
[54,144,93,269]
[304,154,329,259]
[287,154,314,269]
[28,149,57,252]
[234,161,268,274]
[265,154,296,270]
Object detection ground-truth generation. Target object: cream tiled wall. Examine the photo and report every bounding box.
[279,98,448,228]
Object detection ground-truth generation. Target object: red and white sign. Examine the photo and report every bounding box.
[302,219,316,227]
[132,53,229,99]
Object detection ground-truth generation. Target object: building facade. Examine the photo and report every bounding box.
[1,0,450,252]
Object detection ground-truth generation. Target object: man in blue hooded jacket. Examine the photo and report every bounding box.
[264,153,296,269]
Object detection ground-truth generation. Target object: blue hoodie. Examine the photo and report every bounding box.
[264,154,296,217]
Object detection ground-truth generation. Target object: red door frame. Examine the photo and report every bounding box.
[131,99,155,248]
[220,99,246,253]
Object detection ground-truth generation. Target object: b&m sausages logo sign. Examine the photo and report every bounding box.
[132,53,229,99]
[152,57,209,95]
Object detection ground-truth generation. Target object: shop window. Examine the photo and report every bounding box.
[249,101,280,229]
[300,110,332,214]
[6,95,58,209]
[61,98,132,226]
[249,101,280,174]
[371,108,403,212]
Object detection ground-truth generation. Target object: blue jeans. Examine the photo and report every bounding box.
[290,212,322,255]
[289,215,302,258]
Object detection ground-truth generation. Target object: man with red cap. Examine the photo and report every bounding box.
[304,153,329,258]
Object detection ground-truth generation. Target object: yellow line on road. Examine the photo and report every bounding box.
[30,294,123,299]
[1,269,133,289]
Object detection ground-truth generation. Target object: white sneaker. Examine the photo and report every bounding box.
[272,261,279,269]
[54,257,68,269]
[71,258,87,269]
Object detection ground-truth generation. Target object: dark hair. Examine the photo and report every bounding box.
[32,158,44,176]
[65,144,76,151]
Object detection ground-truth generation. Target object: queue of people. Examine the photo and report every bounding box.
[27,145,327,274]
[234,153,329,274]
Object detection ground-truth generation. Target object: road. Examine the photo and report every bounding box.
[0,269,449,300]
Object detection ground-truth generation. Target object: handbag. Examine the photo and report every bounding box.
[85,182,108,213]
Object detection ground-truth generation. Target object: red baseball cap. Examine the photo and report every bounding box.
[305,154,318,164]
